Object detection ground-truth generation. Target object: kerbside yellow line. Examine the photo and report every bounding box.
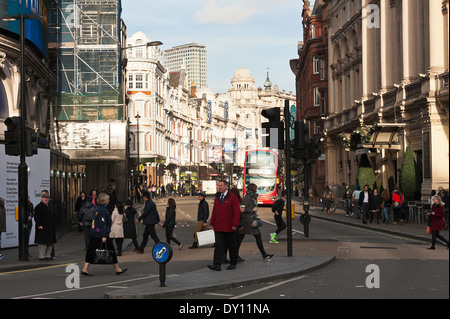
[0,263,76,275]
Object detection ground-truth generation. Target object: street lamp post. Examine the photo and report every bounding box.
[135,112,141,184]
[2,13,43,261]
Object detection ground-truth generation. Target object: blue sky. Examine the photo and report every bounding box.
[121,0,303,94]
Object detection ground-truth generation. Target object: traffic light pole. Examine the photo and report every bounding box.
[18,14,29,261]
[284,100,293,257]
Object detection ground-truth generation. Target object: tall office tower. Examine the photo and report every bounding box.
[164,43,207,89]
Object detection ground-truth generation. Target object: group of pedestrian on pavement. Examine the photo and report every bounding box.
[310,183,449,250]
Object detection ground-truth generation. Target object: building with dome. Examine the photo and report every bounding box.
[228,67,296,153]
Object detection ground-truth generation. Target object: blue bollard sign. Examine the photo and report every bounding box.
[152,242,173,287]
[152,242,173,264]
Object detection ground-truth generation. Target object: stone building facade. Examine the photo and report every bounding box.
[324,0,449,198]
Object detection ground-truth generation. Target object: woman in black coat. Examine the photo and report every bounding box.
[163,198,183,250]
[123,199,139,251]
[369,188,383,224]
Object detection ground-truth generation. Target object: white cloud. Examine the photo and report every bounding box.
[195,0,258,25]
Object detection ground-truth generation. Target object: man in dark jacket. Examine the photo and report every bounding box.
[208,181,241,271]
[189,191,210,249]
[135,191,161,253]
[34,190,57,260]
[359,184,371,224]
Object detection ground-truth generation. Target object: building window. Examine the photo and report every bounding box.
[320,91,326,115]
[128,74,133,89]
[314,87,320,106]
[320,59,325,80]
[246,128,252,139]
[311,24,316,38]
[136,74,143,89]
[313,56,319,74]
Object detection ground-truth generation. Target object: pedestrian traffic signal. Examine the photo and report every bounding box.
[261,107,285,150]
[26,129,38,157]
[309,137,321,159]
[294,120,310,150]
[4,117,21,156]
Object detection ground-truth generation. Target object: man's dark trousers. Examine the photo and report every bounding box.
[139,224,160,251]
[213,231,238,266]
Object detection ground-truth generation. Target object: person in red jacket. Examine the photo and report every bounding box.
[207,180,241,271]
[427,195,449,250]
[391,186,404,225]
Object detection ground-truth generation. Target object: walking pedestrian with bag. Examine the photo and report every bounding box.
[427,195,449,250]
[189,191,209,249]
[163,198,183,250]
[237,183,273,261]
[207,181,241,271]
[82,193,127,276]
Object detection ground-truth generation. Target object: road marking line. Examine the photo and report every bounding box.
[0,263,74,275]
[261,219,304,235]
[12,275,158,299]
[205,292,234,297]
[229,275,307,299]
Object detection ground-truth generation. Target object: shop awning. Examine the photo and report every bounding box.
[362,123,406,150]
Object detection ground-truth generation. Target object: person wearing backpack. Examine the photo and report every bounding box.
[79,197,97,250]
[270,191,287,244]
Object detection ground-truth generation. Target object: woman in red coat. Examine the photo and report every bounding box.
[427,195,449,250]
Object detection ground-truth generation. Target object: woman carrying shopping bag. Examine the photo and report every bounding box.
[82,193,127,276]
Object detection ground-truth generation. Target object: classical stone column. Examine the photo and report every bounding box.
[402,0,420,82]
[428,0,446,75]
[380,0,395,90]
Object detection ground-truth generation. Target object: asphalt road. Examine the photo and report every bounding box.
[0,196,448,300]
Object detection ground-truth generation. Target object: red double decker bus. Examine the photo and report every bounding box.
[243,150,278,205]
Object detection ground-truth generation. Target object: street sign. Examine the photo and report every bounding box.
[152,242,173,287]
[152,242,173,264]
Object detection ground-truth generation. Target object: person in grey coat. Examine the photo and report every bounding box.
[237,184,273,261]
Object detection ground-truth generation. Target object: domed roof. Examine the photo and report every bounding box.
[232,67,253,81]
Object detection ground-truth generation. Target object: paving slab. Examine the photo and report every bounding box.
[104,254,336,299]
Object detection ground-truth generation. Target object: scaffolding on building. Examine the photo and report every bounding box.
[49,0,124,121]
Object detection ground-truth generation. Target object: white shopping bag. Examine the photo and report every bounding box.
[197,229,215,246]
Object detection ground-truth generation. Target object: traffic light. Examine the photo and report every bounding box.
[26,130,38,157]
[294,120,310,150]
[309,137,321,159]
[261,107,285,150]
[4,117,21,156]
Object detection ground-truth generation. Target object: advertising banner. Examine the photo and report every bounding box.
[0,147,50,248]
[4,0,49,57]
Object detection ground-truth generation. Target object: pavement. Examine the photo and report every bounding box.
[0,196,444,299]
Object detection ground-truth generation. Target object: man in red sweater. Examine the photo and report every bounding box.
[208,180,241,271]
